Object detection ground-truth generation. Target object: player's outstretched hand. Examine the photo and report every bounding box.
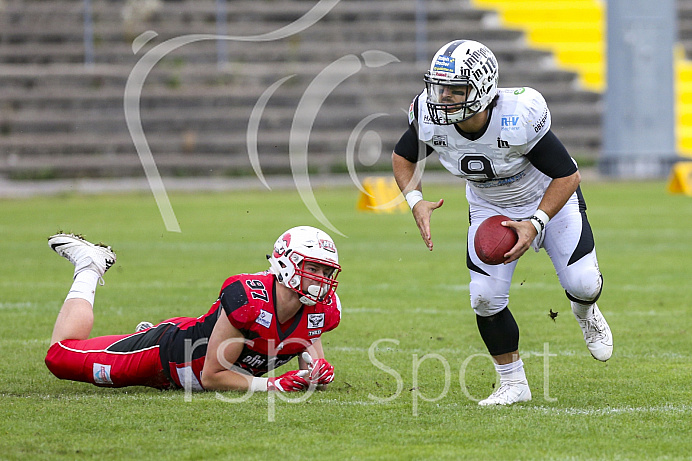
[412,199,444,251]
[309,358,335,385]
[267,370,310,392]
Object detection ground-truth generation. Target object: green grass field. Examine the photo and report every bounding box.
[0,180,690,460]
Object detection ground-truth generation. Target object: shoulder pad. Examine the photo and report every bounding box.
[219,280,249,315]
[497,87,550,145]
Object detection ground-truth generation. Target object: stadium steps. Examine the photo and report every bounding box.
[474,0,692,158]
[0,0,600,179]
[470,0,604,91]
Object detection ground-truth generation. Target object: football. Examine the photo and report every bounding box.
[474,215,518,265]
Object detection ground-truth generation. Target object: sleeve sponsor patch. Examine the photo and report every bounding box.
[532,107,549,134]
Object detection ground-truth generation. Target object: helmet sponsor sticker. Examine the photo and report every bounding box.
[433,55,456,74]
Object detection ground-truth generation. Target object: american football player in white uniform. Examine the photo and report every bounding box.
[392,40,613,406]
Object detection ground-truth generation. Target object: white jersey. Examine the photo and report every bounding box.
[410,87,553,209]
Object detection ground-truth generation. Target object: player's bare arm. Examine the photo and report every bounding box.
[392,152,444,251]
[503,170,581,263]
[200,313,252,391]
[300,338,326,369]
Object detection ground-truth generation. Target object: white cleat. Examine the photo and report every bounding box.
[48,232,116,278]
[478,380,532,406]
[135,321,154,333]
[573,304,613,362]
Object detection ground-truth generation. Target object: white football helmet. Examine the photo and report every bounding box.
[424,40,499,125]
[267,226,340,306]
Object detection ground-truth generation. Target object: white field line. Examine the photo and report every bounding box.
[305,400,692,416]
[9,339,687,360]
[346,306,684,318]
[523,403,692,416]
[324,345,690,360]
[3,390,690,417]
[0,302,41,309]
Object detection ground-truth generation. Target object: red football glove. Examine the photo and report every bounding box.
[309,358,334,385]
[267,370,309,392]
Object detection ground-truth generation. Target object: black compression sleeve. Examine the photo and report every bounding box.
[525,130,578,178]
[476,307,519,356]
[394,124,433,163]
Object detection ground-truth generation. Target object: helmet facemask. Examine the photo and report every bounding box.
[289,253,340,306]
[424,75,482,125]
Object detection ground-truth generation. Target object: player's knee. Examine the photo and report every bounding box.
[564,270,603,304]
[45,342,81,381]
[45,344,64,378]
[470,280,509,316]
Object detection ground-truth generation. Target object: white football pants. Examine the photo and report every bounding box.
[466,191,603,317]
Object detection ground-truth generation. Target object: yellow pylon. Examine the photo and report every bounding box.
[667,161,692,196]
[356,177,409,213]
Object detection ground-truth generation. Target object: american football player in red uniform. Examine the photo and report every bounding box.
[45,226,342,393]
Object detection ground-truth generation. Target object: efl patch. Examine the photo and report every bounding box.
[432,135,448,147]
[307,313,325,329]
[432,55,455,74]
[256,309,273,328]
[93,363,113,385]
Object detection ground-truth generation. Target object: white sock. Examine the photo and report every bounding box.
[571,301,594,318]
[65,269,100,307]
[495,358,527,383]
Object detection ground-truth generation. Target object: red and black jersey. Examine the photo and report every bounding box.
[158,271,341,390]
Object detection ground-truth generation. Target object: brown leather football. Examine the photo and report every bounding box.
[474,215,518,265]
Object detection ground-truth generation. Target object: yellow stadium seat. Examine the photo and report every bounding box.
[472,0,692,157]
